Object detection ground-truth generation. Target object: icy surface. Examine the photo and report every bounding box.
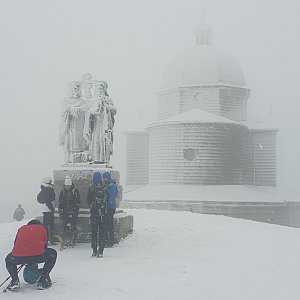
[147,108,238,127]
[1,209,299,299]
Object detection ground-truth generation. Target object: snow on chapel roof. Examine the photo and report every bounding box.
[147,108,242,129]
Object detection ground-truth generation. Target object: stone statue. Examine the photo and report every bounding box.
[59,81,88,163]
[83,81,117,163]
[60,74,117,164]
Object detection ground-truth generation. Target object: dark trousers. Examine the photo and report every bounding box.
[5,248,57,280]
[43,212,55,243]
[91,214,107,253]
[106,208,116,244]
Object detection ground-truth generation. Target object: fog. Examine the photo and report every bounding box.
[0,0,299,223]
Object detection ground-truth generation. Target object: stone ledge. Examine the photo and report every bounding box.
[36,209,133,243]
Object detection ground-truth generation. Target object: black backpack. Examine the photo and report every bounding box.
[37,191,46,204]
[92,185,107,211]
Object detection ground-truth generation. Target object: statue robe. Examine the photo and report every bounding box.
[59,97,87,163]
[83,97,116,163]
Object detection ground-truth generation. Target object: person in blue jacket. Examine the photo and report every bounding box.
[102,172,118,247]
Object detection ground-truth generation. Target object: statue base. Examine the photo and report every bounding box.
[49,164,131,243]
[53,164,122,208]
[36,209,133,243]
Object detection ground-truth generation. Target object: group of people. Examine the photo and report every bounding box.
[4,171,118,291]
[36,175,80,246]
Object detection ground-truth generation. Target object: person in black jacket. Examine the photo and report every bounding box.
[58,175,80,240]
[13,204,25,221]
[87,172,108,258]
[37,177,56,245]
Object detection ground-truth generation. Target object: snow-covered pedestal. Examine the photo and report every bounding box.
[52,164,133,242]
[53,164,122,208]
[50,209,133,243]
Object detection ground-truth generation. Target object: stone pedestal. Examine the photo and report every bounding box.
[50,164,132,243]
[53,164,122,209]
[36,209,133,243]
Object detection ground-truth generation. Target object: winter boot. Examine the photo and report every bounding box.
[37,275,52,290]
[92,248,98,257]
[97,247,103,258]
[7,278,20,291]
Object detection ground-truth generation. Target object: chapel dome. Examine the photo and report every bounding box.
[160,45,246,91]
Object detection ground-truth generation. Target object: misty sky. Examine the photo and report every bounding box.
[0,0,299,222]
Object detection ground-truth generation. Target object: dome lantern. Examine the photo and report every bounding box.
[195,8,212,46]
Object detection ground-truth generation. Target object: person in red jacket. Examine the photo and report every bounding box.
[5,219,57,291]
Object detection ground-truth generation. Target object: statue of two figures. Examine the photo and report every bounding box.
[59,73,117,165]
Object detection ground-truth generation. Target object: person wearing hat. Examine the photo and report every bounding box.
[4,219,57,291]
[87,172,108,257]
[37,177,56,245]
[58,175,80,237]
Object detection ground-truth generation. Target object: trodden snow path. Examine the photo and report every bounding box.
[0,209,299,299]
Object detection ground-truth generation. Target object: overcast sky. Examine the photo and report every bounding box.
[0,0,299,222]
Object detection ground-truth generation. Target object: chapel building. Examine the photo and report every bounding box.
[125,22,278,187]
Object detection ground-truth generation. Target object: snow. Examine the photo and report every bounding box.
[59,165,114,171]
[123,184,299,203]
[1,209,299,299]
[147,108,239,128]
[240,115,279,131]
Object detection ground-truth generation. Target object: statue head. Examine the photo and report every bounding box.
[68,81,81,98]
[94,81,107,99]
[81,73,92,82]
[98,81,109,96]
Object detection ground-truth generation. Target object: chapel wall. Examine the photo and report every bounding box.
[148,123,246,185]
[244,130,277,186]
[179,86,220,116]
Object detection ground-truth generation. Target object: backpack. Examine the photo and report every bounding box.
[23,264,41,284]
[93,185,107,211]
[37,191,46,204]
[108,182,118,207]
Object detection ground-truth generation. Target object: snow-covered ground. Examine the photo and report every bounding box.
[1,209,299,299]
